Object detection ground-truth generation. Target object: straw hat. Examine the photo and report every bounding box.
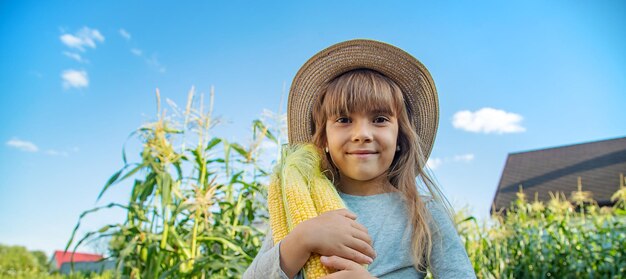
[287,39,439,161]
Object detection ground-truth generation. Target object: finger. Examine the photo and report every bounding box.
[352,228,373,247]
[347,234,376,259]
[339,245,374,265]
[336,209,357,220]
[320,255,360,271]
[350,220,369,235]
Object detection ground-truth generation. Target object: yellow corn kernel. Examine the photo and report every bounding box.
[304,254,334,279]
[282,166,318,230]
[268,172,288,245]
[310,175,345,214]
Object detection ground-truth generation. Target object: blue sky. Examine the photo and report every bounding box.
[1,1,625,256]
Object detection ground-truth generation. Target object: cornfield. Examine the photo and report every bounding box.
[66,88,279,278]
[65,89,626,278]
[457,181,626,278]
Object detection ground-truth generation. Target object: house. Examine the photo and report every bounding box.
[491,136,626,213]
[51,250,114,274]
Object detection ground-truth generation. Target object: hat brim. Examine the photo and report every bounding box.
[287,39,439,162]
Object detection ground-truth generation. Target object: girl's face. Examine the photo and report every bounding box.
[325,109,399,186]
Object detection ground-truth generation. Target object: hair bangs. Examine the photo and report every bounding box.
[321,69,402,120]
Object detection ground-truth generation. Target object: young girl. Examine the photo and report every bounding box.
[244,40,475,279]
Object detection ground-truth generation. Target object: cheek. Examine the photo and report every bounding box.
[325,126,340,147]
[391,126,400,145]
[324,123,331,145]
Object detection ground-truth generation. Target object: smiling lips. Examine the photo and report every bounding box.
[347,150,378,158]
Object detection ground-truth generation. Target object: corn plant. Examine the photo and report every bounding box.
[66,87,282,278]
[457,174,626,278]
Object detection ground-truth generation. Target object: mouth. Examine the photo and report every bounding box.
[347,150,378,156]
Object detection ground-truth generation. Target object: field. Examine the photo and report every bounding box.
[4,92,624,278]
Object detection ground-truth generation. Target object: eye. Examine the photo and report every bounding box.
[335,116,350,123]
[373,116,390,123]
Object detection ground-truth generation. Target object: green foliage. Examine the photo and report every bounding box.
[457,181,626,278]
[66,88,280,278]
[0,271,115,279]
[0,244,48,277]
[30,251,48,271]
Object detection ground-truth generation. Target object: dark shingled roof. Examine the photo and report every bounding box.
[491,136,626,213]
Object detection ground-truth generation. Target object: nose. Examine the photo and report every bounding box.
[351,120,373,143]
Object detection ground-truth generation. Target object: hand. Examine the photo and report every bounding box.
[303,209,375,264]
[319,256,376,279]
[294,209,376,265]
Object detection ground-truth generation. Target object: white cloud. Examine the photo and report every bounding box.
[453,154,475,162]
[131,48,143,56]
[6,138,74,157]
[119,28,131,40]
[6,138,38,152]
[61,69,89,89]
[63,51,88,63]
[427,153,475,170]
[452,107,526,134]
[45,149,69,157]
[121,29,166,73]
[60,27,105,51]
[146,54,166,73]
[129,49,166,72]
[427,157,442,170]
[60,34,84,49]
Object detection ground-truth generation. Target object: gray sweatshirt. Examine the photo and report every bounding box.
[243,192,476,278]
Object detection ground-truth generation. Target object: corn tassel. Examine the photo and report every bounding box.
[268,144,347,279]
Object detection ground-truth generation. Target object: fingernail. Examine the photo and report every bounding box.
[320,256,328,261]
[367,257,374,264]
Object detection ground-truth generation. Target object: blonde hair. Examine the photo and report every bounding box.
[310,69,454,272]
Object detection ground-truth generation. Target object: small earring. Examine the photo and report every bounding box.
[396,145,401,151]
[325,147,329,153]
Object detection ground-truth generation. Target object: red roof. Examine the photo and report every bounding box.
[53,250,103,269]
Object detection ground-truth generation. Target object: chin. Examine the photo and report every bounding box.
[349,173,380,181]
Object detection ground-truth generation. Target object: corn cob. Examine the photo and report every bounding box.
[268,144,347,279]
[268,172,288,244]
[310,174,345,214]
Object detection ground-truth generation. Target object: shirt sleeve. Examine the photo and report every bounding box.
[425,199,477,279]
[242,227,304,279]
